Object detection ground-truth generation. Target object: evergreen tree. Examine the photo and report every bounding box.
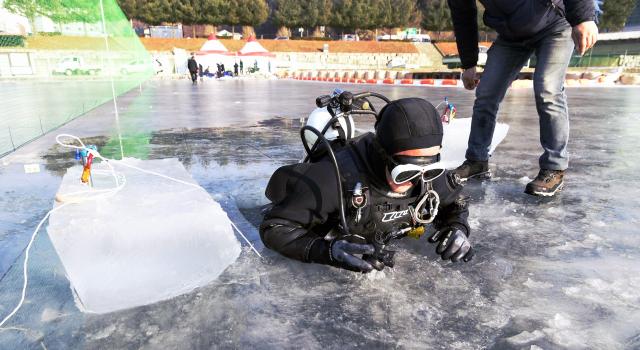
[136,0,175,25]
[200,0,225,27]
[420,0,452,34]
[224,0,242,33]
[386,0,417,28]
[273,0,304,33]
[313,0,333,27]
[599,0,637,32]
[375,0,394,28]
[302,0,332,28]
[174,0,200,25]
[240,0,269,27]
[357,0,381,30]
[116,0,140,20]
[331,0,357,32]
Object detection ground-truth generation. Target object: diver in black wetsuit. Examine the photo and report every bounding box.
[260,98,474,273]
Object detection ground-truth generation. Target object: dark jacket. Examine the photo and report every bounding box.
[187,57,198,73]
[260,133,470,266]
[448,0,596,69]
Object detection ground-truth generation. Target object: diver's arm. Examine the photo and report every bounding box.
[260,162,339,264]
[260,162,374,271]
[431,195,473,262]
[433,171,470,235]
[260,219,374,272]
[447,0,479,70]
[259,218,329,263]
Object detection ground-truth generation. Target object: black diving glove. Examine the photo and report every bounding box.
[330,239,375,273]
[428,227,474,262]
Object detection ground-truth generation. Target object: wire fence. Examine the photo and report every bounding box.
[0,0,153,157]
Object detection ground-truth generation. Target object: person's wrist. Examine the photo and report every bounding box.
[307,238,332,264]
[573,20,596,28]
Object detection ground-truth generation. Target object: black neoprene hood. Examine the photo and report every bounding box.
[375,98,443,155]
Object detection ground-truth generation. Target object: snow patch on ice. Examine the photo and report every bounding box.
[505,330,545,345]
[523,278,553,289]
[563,277,640,305]
[547,313,572,329]
[518,176,532,184]
[40,308,65,322]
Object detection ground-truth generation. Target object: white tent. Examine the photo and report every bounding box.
[199,33,229,54]
[195,34,236,73]
[238,36,276,74]
[216,29,242,40]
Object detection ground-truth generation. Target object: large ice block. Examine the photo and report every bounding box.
[440,118,509,168]
[47,158,241,314]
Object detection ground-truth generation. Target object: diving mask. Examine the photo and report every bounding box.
[388,154,445,185]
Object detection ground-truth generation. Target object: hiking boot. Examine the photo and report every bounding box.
[524,169,565,197]
[454,160,491,182]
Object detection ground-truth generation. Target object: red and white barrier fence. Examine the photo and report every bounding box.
[288,76,464,87]
[288,75,627,88]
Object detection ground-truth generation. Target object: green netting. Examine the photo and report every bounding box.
[0,0,153,157]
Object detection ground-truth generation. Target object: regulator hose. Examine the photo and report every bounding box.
[300,125,350,236]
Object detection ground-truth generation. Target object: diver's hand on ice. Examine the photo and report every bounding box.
[330,239,375,273]
[462,66,478,90]
[429,228,474,262]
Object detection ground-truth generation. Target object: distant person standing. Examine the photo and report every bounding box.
[198,63,204,82]
[239,60,244,74]
[234,62,239,76]
[448,0,598,196]
[187,54,198,85]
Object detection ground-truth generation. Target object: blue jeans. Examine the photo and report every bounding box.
[466,24,574,171]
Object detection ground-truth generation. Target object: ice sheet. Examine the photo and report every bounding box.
[47,158,241,313]
[440,118,509,168]
[2,83,639,349]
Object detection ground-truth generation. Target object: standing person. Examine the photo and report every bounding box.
[239,60,244,74]
[448,0,598,196]
[187,53,198,85]
[198,63,204,82]
[234,62,239,76]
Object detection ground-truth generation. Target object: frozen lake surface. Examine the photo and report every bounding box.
[1,80,639,349]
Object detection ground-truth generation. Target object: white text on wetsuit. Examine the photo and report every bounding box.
[381,209,409,222]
